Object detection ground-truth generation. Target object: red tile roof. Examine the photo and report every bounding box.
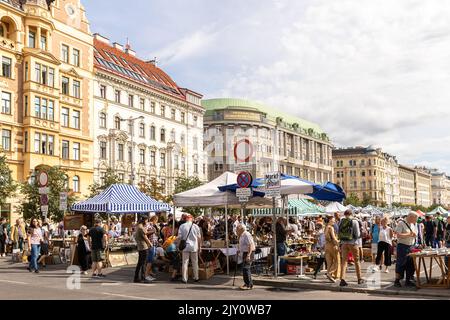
[94,38,185,99]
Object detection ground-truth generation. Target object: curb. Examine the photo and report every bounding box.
[252,278,450,299]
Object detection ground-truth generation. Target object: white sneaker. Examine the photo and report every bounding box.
[145,276,155,281]
[384,269,389,273]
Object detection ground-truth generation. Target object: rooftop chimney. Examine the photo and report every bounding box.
[124,38,136,56]
[147,57,158,67]
[94,33,110,45]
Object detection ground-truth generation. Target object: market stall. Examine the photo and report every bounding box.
[71,184,171,268]
[410,248,450,289]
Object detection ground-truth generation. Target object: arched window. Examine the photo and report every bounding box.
[150,125,156,140]
[100,112,107,128]
[73,176,80,193]
[114,116,121,130]
[160,128,166,142]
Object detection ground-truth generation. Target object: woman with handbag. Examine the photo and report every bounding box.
[77,226,91,275]
[27,218,43,273]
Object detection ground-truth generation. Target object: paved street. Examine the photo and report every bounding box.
[0,259,441,300]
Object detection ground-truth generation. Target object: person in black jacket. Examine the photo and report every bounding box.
[77,226,91,274]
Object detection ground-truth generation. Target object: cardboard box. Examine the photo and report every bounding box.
[210,240,225,248]
[188,266,215,280]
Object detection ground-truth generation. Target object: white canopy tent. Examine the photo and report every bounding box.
[324,201,348,213]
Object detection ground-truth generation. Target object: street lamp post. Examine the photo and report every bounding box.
[120,116,144,186]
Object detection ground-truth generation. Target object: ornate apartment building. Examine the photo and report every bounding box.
[333,146,399,206]
[414,167,432,208]
[203,98,333,184]
[399,164,416,206]
[92,34,206,195]
[0,0,94,221]
[419,168,449,208]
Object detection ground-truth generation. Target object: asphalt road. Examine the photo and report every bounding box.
[0,258,435,300]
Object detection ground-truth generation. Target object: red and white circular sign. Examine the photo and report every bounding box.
[234,139,254,163]
[38,171,49,187]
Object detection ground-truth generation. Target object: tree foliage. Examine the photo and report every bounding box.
[344,193,361,207]
[172,176,204,216]
[0,154,17,209]
[18,166,77,222]
[139,177,171,203]
[86,167,123,198]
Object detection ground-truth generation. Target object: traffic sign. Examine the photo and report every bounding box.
[59,192,68,211]
[235,163,253,172]
[39,187,50,195]
[265,172,281,198]
[38,171,48,187]
[237,171,253,189]
[40,194,49,206]
[236,188,252,197]
[234,139,254,163]
[41,205,49,214]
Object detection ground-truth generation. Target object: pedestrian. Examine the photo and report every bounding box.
[177,214,202,284]
[145,215,159,280]
[134,217,152,283]
[376,217,393,273]
[424,216,435,247]
[10,218,27,253]
[275,217,288,273]
[324,216,340,282]
[0,217,7,257]
[88,218,108,278]
[338,209,365,287]
[394,211,418,288]
[37,220,50,268]
[77,226,91,275]
[27,218,43,273]
[444,217,450,266]
[312,222,326,280]
[434,213,445,249]
[237,224,255,290]
[370,216,381,264]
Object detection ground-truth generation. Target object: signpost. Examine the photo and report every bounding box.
[265,171,281,278]
[59,192,68,212]
[38,171,49,219]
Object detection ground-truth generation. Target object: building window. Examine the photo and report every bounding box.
[61,44,69,63]
[139,149,145,165]
[150,151,156,166]
[62,77,70,95]
[160,128,166,142]
[73,142,80,160]
[193,115,198,126]
[150,126,156,140]
[73,176,80,193]
[40,35,47,50]
[100,112,107,128]
[73,80,81,98]
[128,94,134,107]
[171,109,176,120]
[150,102,155,113]
[73,49,80,67]
[115,116,121,130]
[48,68,55,87]
[128,147,132,162]
[100,85,106,99]
[214,163,223,172]
[170,130,176,142]
[48,100,54,121]
[62,140,69,159]
[139,123,145,138]
[181,157,186,171]
[25,62,28,81]
[72,110,80,129]
[61,107,69,127]
[174,154,179,170]
[1,91,11,114]
[193,136,198,150]
[1,129,11,151]
[115,90,121,103]
[35,63,41,83]
[140,98,145,110]
[160,153,166,168]
[181,134,185,145]
[118,144,124,161]
[181,112,185,124]
[29,31,36,48]
[193,159,198,174]
[100,141,107,159]
[160,105,165,117]
[2,57,11,78]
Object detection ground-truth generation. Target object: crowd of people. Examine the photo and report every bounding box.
[1,209,449,290]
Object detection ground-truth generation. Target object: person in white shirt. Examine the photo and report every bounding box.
[394,212,418,288]
[177,214,202,284]
[376,217,394,273]
[233,216,242,236]
[237,224,255,290]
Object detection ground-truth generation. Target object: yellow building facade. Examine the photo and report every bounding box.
[0,0,93,222]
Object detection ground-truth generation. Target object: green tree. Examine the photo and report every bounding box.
[344,193,361,207]
[0,154,17,209]
[361,192,374,207]
[86,168,122,198]
[171,176,204,216]
[19,166,77,222]
[139,177,170,203]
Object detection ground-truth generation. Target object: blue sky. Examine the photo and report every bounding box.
[84,0,450,174]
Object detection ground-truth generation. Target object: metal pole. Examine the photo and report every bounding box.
[272,197,278,278]
[130,118,135,186]
[225,204,230,275]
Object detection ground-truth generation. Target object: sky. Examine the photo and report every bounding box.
[84,0,450,174]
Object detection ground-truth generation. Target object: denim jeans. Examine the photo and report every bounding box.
[242,252,254,287]
[29,244,40,271]
[276,242,287,273]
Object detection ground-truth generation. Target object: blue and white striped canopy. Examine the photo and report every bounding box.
[71,184,171,214]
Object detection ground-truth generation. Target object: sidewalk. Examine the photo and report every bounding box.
[252,261,450,299]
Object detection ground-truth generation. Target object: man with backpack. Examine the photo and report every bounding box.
[338,210,365,287]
